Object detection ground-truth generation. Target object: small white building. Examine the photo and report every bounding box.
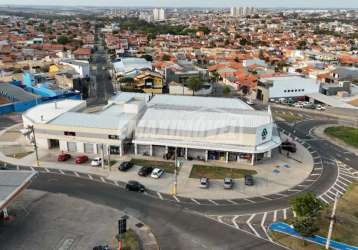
[256,75,321,103]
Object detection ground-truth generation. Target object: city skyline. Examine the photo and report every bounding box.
[1,0,358,8]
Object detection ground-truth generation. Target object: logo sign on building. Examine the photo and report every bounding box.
[261,128,268,141]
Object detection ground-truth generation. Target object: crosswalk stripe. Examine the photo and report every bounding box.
[208,199,218,205]
[273,210,277,222]
[191,198,200,205]
[226,199,238,205]
[246,214,261,238]
[157,192,163,200]
[173,195,180,202]
[88,174,93,180]
[243,198,255,203]
[232,215,239,229]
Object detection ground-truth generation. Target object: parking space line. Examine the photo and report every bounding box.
[260,196,272,200]
[310,173,320,176]
[208,199,218,205]
[232,215,239,229]
[191,198,200,205]
[332,187,343,195]
[100,176,106,183]
[173,195,180,202]
[246,214,261,238]
[273,210,277,222]
[59,169,65,175]
[283,209,287,220]
[328,189,338,197]
[339,176,353,184]
[339,172,353,178]
[334,182,346,191]
[157,192,163,200]
[226,199,238,205]
[74,172,79,177]
[288,189,302,192]
[88,174,93,180]
[243,198,255,203]
[324,192,335,201]
[337,179,348,187]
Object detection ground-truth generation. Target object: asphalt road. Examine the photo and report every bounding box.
[29,174,285,250]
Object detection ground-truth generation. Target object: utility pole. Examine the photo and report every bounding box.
[326,192,339,249]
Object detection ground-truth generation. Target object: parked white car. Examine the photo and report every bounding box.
[151,168,165,179]
[91,157,102,167]
[316,104,326,111]
[294,102,304,108]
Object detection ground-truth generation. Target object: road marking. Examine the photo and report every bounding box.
[59,169,65,174]
[88,174,93,180]
[226,199,238,205]
[283,209,287,220]
[273,210,277,222]
[246,214,261,238]
[324,193,335,202]
[260,196,272,200]
[261,212,267,226]
[243,198,255,203]
[319,196,329,204]
[217,215,223,223]
[191,198,200,205]
[44,168,50,173]
[337,179,349,187]
[332,187,343,195]
[288,189,302,192]
[311,173,320,176]
[297,184,309,187]
[339,176,353,184]
[172,195,180,202]
[157,192,163,200]
[334,182,347,191]
[275,193,288,197]
[208,199,218,205]
[30,166,35,171]
[340,172,353,178]
[232,215,239,229]
[100,176,106,183]
[328,189,338,197]
[74,172,79,177]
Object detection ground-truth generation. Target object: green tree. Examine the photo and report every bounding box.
[292,216,319,238]
[186,76,203,96]
[162,54,171,61]
[223,85,231,95]
[290,192,325,217]
[57,35,71,45]
[141,54,153,62]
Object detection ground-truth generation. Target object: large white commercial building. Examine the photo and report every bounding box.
[22,93,281,165]
[153,8,165,21]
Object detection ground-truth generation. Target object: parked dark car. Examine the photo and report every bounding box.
[75,155,88,164]
[118,161,134,171]
[244,175,254,186]
[138,166,153,177]
[93,245,109,250]
[125,181,145,192]
[280,140,297,153]
[57,153,71,162]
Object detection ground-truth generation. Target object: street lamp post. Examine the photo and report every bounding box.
[326,192,339,249]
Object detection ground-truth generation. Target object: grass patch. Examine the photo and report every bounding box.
[6,151,33,159]
[273,111,303,122]
[189,164,257,179]
[270,231,326,250]
[130,158,176,173]
[324,126,358,148]
[121,229,140,250]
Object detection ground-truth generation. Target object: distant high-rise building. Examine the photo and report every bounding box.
[230,6,256,17]
[153,8,165,21]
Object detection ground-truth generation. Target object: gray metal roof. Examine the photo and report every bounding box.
[0,83,37,102]
[0,171,37,210]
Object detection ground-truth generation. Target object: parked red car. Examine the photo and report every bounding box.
[57,153,71,162]
[75,155,88,164]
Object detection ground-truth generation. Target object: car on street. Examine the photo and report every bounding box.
[294,102,304,108]
[118,161,133,171]
[244,175,254,186]
[75,155,88,164]
[223,177,233,189]
[125,180,145,192]
[138,166,153,177]
[200,177,209,188]
[281,140,297,153]
[151,168,165,179]
[57,153,71,162]
[316,104,326,111]
[91,157,102,167]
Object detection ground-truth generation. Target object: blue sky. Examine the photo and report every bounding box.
[1,0,358,8]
